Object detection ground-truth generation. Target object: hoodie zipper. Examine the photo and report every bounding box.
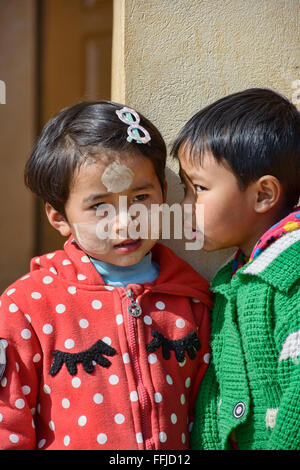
[126,288,153,450]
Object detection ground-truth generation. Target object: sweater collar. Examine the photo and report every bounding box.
[212,208,300,293]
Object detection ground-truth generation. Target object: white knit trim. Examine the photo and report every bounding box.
[279,329,300,361]
[243,230,300,275]
[265,408,278,428]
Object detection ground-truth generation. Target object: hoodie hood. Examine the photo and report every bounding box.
[30,237,213,308]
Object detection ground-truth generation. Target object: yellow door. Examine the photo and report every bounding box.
[37,0,113,254]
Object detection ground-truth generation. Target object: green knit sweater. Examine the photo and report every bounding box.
[191,230,300,450]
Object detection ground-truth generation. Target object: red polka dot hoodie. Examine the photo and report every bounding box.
[0,237,212,450]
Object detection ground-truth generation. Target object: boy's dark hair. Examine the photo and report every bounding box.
[25,101,167,217]
[171,88,300,209]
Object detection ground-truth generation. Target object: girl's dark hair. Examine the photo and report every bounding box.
[25,101,167,217]
[171,88,300,209]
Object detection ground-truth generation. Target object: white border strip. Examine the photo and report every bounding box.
[243,230,300,275]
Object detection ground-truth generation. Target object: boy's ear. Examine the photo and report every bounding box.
[254,175,282,213]
[45,203,71,237]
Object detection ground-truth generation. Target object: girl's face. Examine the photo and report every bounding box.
[178,144,260,255]
[60,152,166,266]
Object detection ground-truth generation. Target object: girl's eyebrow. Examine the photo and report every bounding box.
[83,184,155,204]
[83,193,110,204]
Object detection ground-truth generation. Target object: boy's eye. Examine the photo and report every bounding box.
[194,184,206,192]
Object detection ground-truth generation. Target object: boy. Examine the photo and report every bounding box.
[172,88,300,450]
[0,101,212,450]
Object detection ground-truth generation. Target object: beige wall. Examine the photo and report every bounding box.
[0,0,36,292]
[112,0,300,280]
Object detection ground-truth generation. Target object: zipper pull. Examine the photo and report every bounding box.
[126,289,142,318]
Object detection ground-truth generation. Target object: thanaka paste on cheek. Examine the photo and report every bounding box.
[101,160,134,193]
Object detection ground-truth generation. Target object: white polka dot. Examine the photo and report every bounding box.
[155,301,165,310]
[105,285,114,290]
[64,435,70,446]
[114,413,125,424]
[35,258,40,265]
[49,420,55,431]
[192,298,201,303]
[0,413,3,422]
[46,253,55,259]
[102,336,111,345]
[1,377,7,387]
[72,377,81,388]
[43,276,53,284]
[185,377,191,388]
[159,431,167,442]
[92,300,102,310]
[77,274,86,281]
[204,353,211,364]
[56,304,66,314]
[143,315,152,325]
[0,339,8,349]
[176,318,185,328]
[116,314,123,325]
[182,433,186,444]
[43,324,53,334]
[180,394,185,405]
[171,413,177,424]
[97,433,107,445]
[109,374,119,385]
[7,288,16,296]
[25,314,31,323]
[9,303,18,313]
[93,393,103,404]
[130,391,138,402]
[136,433,143,443]
[79,319,89,328]
[81,255,90,263]
[166,375,173,385]
[43,384,51,394]
[62,398,70,408]
[148,353,157,364]
[21,274,30,280]
[22,385,31,395]
[123,353,130,364]
[21,329,31,340]
[179,358,186,367]
[38,439,46,448]
[15,398,25,409]
[9,434,19,443]
[78,415,87,426]
[64,339,74,349]
[33,353,41,363]
[49,267,57,275]
[62,259,71,265]
[154,392,162,403]
[68,286,77,294]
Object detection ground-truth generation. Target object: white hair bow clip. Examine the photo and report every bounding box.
[116,106,151,144]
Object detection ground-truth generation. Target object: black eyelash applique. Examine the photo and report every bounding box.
[146,330,200,363]
[49,340,116,376]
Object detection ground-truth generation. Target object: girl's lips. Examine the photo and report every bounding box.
[113,239,142,253]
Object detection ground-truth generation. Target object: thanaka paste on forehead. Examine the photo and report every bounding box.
[101,160,134,193]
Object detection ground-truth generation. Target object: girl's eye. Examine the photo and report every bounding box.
[133,194,148,202]
[91,202,104,210]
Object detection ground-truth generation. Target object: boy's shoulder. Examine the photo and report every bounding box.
[240,230,300,293]
[211,230,300,295]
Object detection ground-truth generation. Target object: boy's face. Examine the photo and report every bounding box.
[178,143,259,254]
[60,152,166,266]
